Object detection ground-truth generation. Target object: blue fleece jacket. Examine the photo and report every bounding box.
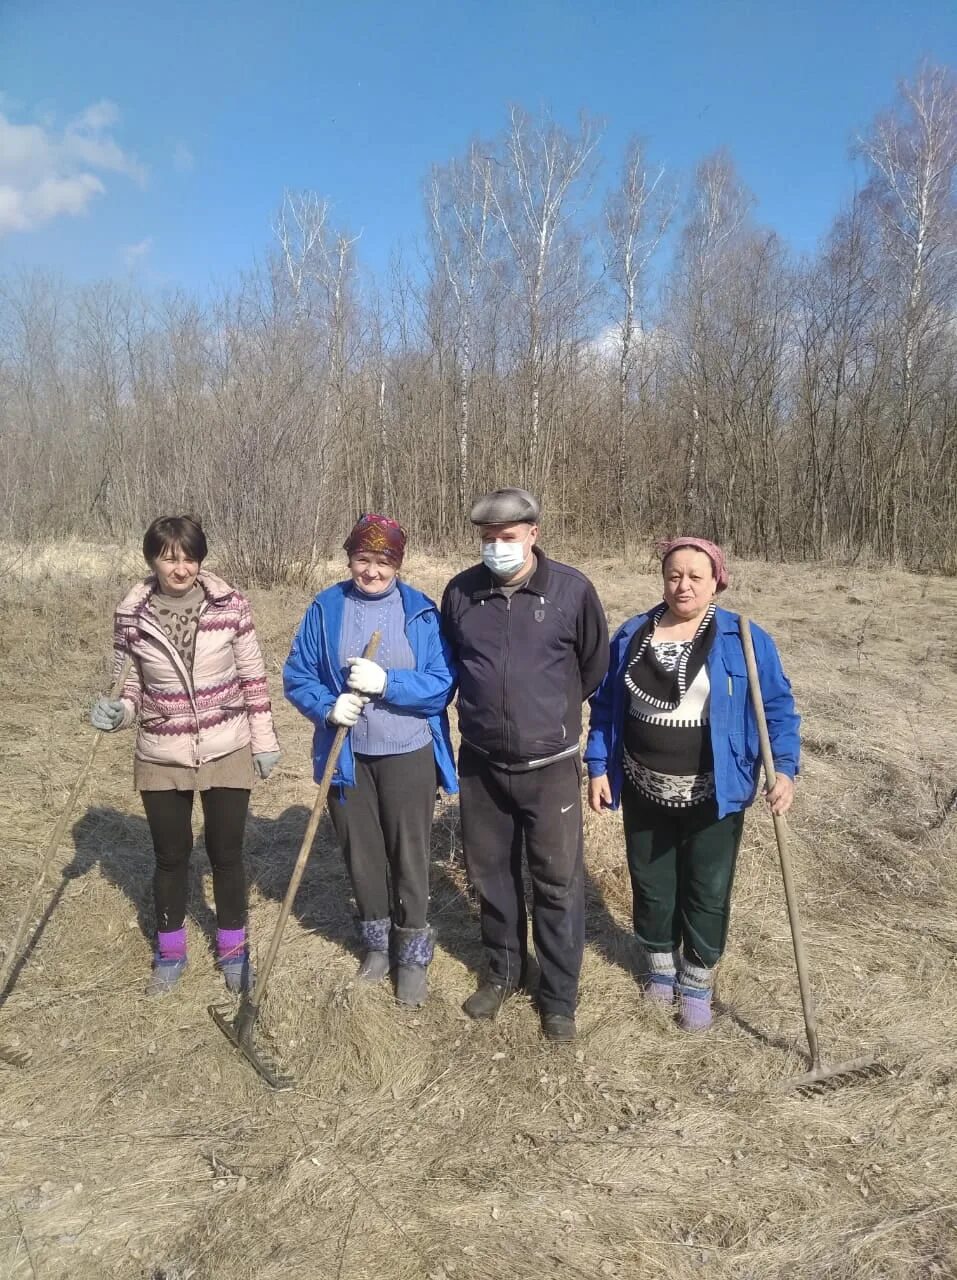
[283,579,458,794]
[584,606,800,819]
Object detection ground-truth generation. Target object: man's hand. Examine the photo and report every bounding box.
[588,774,612,814]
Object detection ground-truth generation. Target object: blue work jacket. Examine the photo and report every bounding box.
[283,580,458,794]
[583,606,800,819]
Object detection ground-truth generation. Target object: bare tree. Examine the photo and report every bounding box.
[602,136,675,544]
[485,107,602,496]
[859,63,957,558]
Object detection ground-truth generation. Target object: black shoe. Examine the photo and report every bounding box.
[541,1012,576,1042]
[462,981,517,1020]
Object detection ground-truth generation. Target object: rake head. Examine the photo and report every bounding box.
[781,1054,888,1095]
[209,999,294,1092]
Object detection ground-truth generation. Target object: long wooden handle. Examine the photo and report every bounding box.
[1,655,133,992]
[247,632,382,1007]
[739,616,820,1070]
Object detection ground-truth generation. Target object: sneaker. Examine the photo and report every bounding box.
[218,949,255,995]
[462,981,517,1020]
[541,1012,577,1042]
[146,955,187,997]
[357,950,391,983]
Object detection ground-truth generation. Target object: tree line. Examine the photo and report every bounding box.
[1,62,955,583]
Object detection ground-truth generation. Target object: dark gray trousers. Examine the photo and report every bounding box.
[458,746,585,1017]
[327,744,436,928]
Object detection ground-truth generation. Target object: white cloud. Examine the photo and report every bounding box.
[0,100,146,236]
[122,236,153,268]
[172,142,195,173]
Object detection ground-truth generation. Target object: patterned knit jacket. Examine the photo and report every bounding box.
[112,570,280,767]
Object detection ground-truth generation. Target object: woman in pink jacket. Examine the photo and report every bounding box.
[90,515,280,996]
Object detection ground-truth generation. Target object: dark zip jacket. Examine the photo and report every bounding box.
[441,548,609,768]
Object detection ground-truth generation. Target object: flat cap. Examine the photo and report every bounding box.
[469,486,540,526]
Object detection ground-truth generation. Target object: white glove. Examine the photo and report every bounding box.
[328,692,366,727]
[347,657,387,697]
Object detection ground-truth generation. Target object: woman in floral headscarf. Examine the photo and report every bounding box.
[584,537,800,1031]
[283,515,457,1008]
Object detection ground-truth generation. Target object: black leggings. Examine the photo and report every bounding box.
[140,788,250,932]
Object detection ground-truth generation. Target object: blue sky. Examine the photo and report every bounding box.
[1,0,954,294]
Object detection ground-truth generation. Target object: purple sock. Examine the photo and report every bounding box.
[157,927,187,960]
[217,926,246,959]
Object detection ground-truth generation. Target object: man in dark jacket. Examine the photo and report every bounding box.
[441,487,609,1040]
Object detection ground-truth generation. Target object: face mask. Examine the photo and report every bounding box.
[481,538,528,578]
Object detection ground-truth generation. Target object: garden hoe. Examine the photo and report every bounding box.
[740,617,883,1093]
[209,632,381,1091]
[0,656,133,1068]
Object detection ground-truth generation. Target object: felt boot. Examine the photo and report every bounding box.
[357,916,392,983]
[394,926,434,1007]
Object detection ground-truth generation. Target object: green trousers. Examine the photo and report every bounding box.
[621,785,745,968]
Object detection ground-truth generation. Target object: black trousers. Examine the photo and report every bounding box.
[140,788,251,932]
[327,745,437,929]
[458,747,585,1017]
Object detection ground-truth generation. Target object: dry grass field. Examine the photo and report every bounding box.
[1,543,956,1279]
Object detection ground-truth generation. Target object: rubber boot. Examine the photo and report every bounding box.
[357,917,392,983]
[218,948,255,994]
[146,954,187,997]
[393,926,434,1007]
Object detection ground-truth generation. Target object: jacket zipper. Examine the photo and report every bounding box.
[502,596,511,757]
[135,607,204,765]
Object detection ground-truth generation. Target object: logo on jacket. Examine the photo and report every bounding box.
[534,608,545,622]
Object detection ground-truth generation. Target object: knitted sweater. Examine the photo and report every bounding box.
[338,580,433,756]
[112,570,280,768]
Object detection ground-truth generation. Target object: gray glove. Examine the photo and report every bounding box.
[91,697,125,732]
[253,750,281,780]
[328,692,366,727]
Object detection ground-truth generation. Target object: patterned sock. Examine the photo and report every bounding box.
[636,945,678,1002]
[216,926,246,960]
[679,956,715,991]
[157,927,187,960]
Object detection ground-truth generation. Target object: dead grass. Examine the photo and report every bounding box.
[1,548,956,1279]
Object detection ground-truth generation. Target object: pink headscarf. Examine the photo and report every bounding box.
[656,536,729,593]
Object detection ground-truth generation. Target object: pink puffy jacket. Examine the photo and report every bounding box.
[112,570,280,767]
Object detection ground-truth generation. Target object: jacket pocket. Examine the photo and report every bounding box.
[721,649,759,755]
[726,733,759,806]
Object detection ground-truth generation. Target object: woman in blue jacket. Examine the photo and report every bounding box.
[284,514,457,1008]
[585,537,799,1031]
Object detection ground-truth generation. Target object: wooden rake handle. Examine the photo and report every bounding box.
[739,616,821,1071]
[247,632,382,1008]
[0,655,133,993]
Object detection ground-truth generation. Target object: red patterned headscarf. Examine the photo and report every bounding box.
[656,536,729,592]
[343,514,407,567]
